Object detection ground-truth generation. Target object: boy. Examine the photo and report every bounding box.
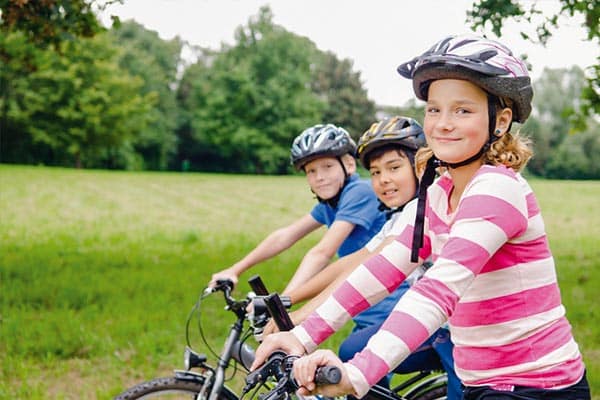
[209,123,385,295]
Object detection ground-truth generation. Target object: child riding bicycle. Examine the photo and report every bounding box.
[252,34,591,400]
[209,124,386,295]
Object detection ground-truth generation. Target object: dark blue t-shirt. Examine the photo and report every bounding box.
[310,174,386,257]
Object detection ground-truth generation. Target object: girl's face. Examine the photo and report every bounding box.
[304,156,346,200]
[423,79,489,164]
[369,150,416,209]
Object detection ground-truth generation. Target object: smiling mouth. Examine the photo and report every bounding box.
[382,189,398,196]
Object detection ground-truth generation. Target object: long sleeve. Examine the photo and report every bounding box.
[294,165,585,397]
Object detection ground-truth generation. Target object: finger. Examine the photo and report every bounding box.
[293,356,315,389]
[250,343,270,370]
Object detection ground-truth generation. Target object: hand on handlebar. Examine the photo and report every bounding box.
[293,349,354,397]
[209,268,239,288]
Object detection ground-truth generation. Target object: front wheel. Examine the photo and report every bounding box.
[115,373,238,400]
[409,385,446,400]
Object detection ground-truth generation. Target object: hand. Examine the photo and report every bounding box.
[250,331,305,371]
[262,309,306,338]
[292,349,355,397]
[209,267,239,288]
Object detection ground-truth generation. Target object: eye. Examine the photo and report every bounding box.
[456,107,471,114]
[426,106,439,114]
[369,170,380,177]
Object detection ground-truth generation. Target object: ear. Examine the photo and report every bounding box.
[495,107,513,136]
[341,154,357,174]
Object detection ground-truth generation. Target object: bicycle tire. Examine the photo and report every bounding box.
[407,384,446,400]
[114,375,239,400]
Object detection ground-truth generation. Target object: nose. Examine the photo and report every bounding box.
[378,170,391,184]
[314,169,325,181]
[435,110,454,132]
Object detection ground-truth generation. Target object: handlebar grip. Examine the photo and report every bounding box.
[264,293,295,331]
[216,279,234,290]
[314,365,341,385]
[248,275,270,296]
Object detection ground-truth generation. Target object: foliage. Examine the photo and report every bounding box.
[0,0,119,48]
[176,6,377,174]
[0,165,598,398]
[1,3,595,178]
[1,31,155,168]
[108,21,182,170]
[177,6,325,174]
[377,99,426,124]
[467,0,600,127]
[311,51,376,137]
[522,67,600,179]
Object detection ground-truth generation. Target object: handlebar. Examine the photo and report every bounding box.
[203,278,293,340]
[243,351,341,400]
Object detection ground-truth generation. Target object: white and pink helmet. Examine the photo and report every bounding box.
[397,34,533,123]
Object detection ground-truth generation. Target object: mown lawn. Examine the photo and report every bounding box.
[1,165,598,399]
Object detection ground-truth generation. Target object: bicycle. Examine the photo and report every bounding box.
[114,275,448,400]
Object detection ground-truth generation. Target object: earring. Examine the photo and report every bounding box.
[495,129,502,135]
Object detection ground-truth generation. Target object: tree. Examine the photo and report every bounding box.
[522,67,600,179]
[108,21,182,170]
[310,51,376,138]
[177,6,377,174]
[2,32,155,168]
[377,99,425,125]
[177,6,325,174]
[0,0,118,48]
[467,0,599,127]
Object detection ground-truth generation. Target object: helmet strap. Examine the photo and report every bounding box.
[410,156,440,262]
[378,200,405,220]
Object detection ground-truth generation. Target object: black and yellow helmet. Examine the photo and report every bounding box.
[357,116,425,168]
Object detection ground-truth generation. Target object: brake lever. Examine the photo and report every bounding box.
[242,351,287,395]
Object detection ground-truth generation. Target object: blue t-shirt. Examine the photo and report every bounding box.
[310,174,386,258]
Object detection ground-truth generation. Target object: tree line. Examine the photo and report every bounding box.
[0,4,598,178]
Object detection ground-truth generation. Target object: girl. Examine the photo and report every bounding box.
[251,34,590,400]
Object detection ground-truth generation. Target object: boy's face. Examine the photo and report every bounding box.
[304,156,347,200]
[369,150,416,208]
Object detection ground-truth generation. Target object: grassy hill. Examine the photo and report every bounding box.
[1,165,598,398]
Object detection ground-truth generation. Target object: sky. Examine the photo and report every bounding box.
[99,0,597,106]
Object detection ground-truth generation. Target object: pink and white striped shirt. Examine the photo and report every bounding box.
[292,165,585,397]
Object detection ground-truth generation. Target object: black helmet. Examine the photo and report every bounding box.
[357,116,426,168]
[397,34,533,123]
[290,124,357,170]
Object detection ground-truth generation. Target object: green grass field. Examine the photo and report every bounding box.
[1,164,598,399]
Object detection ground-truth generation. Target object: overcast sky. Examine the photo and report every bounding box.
[100,0,597,106]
